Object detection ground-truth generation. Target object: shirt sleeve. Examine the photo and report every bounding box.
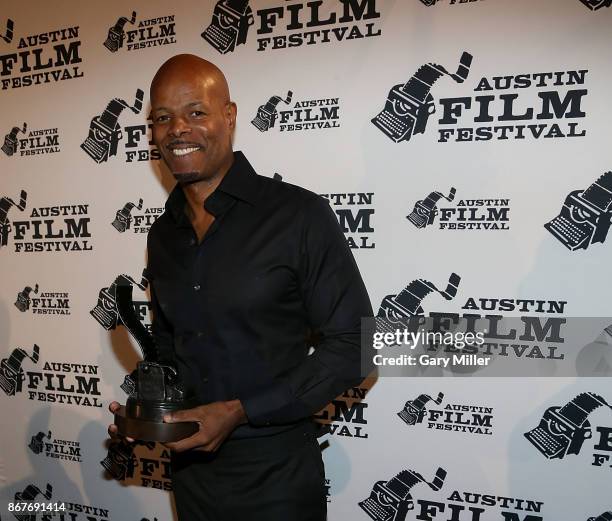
[241,194,373,425]
[147,235,176,365]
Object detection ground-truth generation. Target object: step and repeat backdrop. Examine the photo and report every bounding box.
[2,0,612,519]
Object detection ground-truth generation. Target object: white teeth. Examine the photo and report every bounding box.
[171,147,199,156]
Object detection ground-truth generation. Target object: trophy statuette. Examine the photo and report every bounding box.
[112,280,198,442]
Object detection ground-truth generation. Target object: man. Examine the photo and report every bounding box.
[109,54,372,520]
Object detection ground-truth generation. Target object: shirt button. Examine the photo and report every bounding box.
[196,331,204,338]
[189,238,196,246]
[202,377,209,383]
[193,284,201,291]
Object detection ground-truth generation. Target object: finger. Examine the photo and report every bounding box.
[108,401,121,413]
[164,408,201,424]
[107,424,134,443]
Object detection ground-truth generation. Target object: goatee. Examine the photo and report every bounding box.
[173,171,202,184]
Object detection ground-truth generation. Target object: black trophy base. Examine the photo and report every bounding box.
[115,399,199,442]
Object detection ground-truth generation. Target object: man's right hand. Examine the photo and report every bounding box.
[108,401,135,443]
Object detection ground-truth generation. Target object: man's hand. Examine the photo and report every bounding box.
[107,401,135,443]
[163,400,247,453]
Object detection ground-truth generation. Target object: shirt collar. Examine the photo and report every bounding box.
[165,151,259,224]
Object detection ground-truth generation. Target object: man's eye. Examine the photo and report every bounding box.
[191,111,205,117]
[154,115,170,123]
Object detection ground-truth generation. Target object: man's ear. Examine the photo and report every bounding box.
[226,101,237,130]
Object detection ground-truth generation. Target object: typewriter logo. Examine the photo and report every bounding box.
[81,89,144,163]
[398,392,444,426]
[112,198,144,232]
[91,272,148,331]
[28,430,51,455]
[103,11,137,52]
[0,345,40,397]
[545,171,612,251]
[14,283,39,312]
[377,274,461,333]
[101,438,154,481]
[359,467,446,521]
[12,483,53,521]
[372,51,472,143]
[2,123,27,156]
[202,0,254,54]
[0,190,28,248]
[408,188,456,228]
[251,91,293,131]
[102,438,171,491]
[524,392,612,459]
[1,18,14,44]
[588,512,612,521]
[579,0,612,9]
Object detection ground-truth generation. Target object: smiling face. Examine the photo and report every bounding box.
[150,55,237,184]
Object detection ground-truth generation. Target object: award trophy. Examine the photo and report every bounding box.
[112,280,198,442]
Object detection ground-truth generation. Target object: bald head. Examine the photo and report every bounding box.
[150,54,237,184]
[151,54,231,105]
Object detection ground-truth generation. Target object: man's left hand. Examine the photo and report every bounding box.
[163,399,247,453]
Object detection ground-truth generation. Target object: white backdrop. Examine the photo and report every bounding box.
[2,0,612,520]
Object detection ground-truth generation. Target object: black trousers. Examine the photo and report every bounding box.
[171,423,327,521]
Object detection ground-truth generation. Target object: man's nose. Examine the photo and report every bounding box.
[168,117,191,138]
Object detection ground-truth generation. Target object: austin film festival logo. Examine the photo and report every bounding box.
[373,50,591,144]
[407,187,510,231]
[460,296,568,362]
[111,198,163,234]
[0,344,102,408]
[6,198,93,253]
[201,0,381,54]
[103,10,176,53]
[359,466,548,521]
[0,20,83,91]
[28,430,82,463]
[1,122,60,158]
[91,271,151,332]
[525,392,612,469]
[251,90,340,133]
[376,280,572,365]
[314,386,368,439]
[14,283,71,316]
[545,170,612,251]
[101,438,172,491]
[397,391,494,436]
[0,189,27,249]
[9,483,111,521]
[81,89,162,164]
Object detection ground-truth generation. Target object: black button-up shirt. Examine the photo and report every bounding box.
[147,151,372,438]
